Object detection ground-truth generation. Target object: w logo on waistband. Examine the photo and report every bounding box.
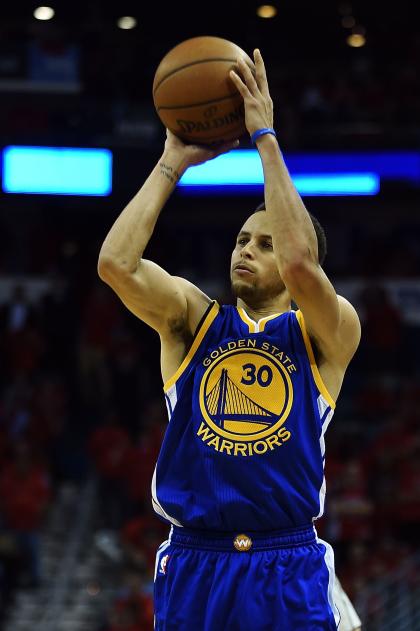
[233,534,253,551]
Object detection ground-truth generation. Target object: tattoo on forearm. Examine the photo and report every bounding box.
[159,162,180,184]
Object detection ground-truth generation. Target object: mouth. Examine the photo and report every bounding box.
[233,264,255,275]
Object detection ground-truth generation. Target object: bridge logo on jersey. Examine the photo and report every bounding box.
[197,341,296,456]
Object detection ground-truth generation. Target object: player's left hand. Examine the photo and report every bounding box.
[229,49,273,137]
[164,129,240,167]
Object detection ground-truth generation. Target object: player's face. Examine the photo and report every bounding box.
[230,212,285,303]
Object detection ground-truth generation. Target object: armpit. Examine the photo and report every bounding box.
[167,314,193,347]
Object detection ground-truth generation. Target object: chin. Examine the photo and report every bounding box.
[231,277,286,304]
[231,279,259,301]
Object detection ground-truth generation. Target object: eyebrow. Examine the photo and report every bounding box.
[237,231,272,240]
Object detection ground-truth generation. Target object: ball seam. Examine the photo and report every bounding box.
[156,92,243,111]
[153,57,239,95]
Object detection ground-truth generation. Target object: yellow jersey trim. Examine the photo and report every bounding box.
[258,312,283,331]
[295,310,336,409]
[237,308,257,333]
[163,301,220,392]
[236,308,285,333]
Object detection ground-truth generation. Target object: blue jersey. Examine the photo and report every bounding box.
[152,302,336,531]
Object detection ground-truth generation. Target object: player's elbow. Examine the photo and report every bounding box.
[97,254,112,283]
[97,252,134,285]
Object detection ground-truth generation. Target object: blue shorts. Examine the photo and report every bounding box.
[154,524,339,630]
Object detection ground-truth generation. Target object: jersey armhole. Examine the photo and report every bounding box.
[163,301,220,392]
[294,310,336,409]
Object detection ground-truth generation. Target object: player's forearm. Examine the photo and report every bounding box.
[98,148,188,274]
[257,134,318,268]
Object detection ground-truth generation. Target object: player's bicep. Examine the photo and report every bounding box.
[99,258,188,333]
[283,261,360,364]
[284,261,340,340]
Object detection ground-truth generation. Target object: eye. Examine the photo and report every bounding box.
[237,238,248,246]
[262,241,273,249]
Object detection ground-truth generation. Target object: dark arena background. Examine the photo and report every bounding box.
[0,1,419,629]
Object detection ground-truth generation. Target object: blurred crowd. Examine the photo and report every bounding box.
[0,275,164,628]
[0,24,419,151]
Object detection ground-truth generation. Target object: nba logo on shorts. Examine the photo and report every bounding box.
[159,554,170,575]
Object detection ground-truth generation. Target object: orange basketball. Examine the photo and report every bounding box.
[152,36,253,145]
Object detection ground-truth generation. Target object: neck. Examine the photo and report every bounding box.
[236,293,291,321]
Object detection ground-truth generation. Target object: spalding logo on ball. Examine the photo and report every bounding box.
[152,36,254,145]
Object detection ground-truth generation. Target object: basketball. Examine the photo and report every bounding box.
[152,36,254,145]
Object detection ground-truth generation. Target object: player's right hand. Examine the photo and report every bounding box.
[164,129,239,167]
[229,49,273,138]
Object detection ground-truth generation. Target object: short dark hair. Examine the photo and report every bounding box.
[254,201,327,265]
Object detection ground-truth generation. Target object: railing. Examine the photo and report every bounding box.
[355,555,420,630]
[33,478,97,631]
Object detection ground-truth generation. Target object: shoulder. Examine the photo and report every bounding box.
[172,276,215,337]
[298,295,361,369]
[332,295,361,366]
[337,295,361,338]
[173,276,213,314]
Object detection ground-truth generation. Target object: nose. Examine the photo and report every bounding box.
[241,240,255,258]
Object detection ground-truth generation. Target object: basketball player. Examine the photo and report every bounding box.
[98,49,362,630]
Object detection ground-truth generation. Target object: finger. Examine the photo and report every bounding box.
[237,57,259,96]
[254,49,270,98]
[229,70,252,99]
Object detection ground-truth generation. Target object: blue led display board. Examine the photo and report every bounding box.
[2,146,113,196]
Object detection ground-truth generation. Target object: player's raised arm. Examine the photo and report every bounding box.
[230,50,360,370]
[97,131,238,335]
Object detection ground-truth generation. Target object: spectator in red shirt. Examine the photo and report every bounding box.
[89,411,131,529]
[120,512,167,579]
[106,566,154,631]
[120,400,166,509]
[358,284,403,374]
[0,440,51,586]
[79,282,122,408]
[329,459,374,543]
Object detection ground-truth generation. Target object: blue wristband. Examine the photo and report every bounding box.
[251,127,277,144]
